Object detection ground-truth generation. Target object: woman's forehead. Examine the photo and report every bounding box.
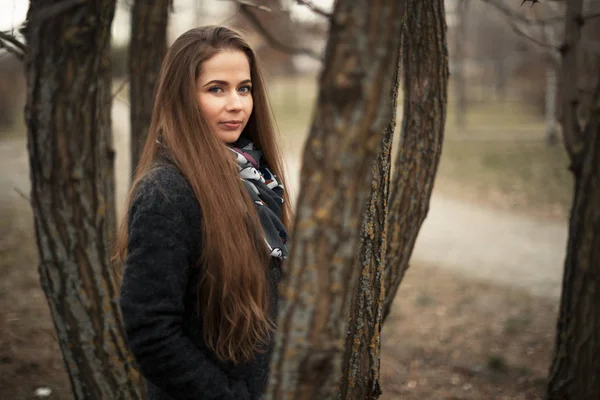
[198,50,251,84]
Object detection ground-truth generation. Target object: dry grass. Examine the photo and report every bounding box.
[380,264,557,400]
[435,140,573,221]
[268,75,573,221]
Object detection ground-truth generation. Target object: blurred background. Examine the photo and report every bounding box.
[1,0,596,399]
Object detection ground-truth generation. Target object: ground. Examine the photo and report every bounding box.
[0,78,569,399]
[0,219,559,399]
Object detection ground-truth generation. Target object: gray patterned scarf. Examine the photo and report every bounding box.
[228,137,289,260]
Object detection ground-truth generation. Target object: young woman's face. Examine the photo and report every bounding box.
[196,50,253,144]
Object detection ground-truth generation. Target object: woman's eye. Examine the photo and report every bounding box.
[239,86,252,93]
[208,87,223,93]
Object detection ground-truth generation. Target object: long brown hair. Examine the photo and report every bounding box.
[114,26,291,364]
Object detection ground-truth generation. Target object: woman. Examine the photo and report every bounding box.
[115,26,291,400]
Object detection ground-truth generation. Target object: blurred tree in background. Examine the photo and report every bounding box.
[128,0,171,176]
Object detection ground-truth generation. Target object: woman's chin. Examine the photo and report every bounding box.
[216,130,242,144]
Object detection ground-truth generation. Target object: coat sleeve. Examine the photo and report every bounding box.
[119,171,250,400]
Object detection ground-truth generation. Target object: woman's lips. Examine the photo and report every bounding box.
[220,121,242,130]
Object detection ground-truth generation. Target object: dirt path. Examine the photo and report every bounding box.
[285,156,567,300]
[1,101,569,299]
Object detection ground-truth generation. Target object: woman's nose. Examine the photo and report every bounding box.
[226,92,242,111]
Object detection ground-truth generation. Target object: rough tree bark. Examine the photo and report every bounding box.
[129,0,170,176]
[338,8,407,399]
[23,1,142,398]
[265,1,406,399]
[381,0,449,322]
[546,1,600,398]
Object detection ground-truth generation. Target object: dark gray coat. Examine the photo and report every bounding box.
[119,161,282,400]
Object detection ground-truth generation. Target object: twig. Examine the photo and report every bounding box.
[221,0,271,12]
[0,31,25,52]
[481,0,559,26]
[480,0,559,52]
[14,187,30,203]
[0,31,26,60]
[505,14,559,51]
[296,0,332,18]
[0,40,24,60]
[112,76,130,100]
[238,3,321,61]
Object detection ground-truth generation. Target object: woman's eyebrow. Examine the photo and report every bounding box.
[203,79,252,87]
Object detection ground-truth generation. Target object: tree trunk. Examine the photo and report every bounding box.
[23,1,142,398]
[265,1,406,398]
[381,0,449,323]
[545,65,558,146]
[129,0,170,176]
[338,48,404,400]
[546,73,600,400]
[453,0,468,128]
[545,1,600,397]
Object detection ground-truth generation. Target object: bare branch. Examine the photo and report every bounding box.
[14,187,30,203]
[0,42,24,61]
[221,0,271,12]
[0,31,26,60]
[481,0,558,26]
[296,0,332,18]
[238,3,321,61]
[506,14,559,50]
[480,0,560,52]
[112,76,130,100]
[582,12,600,22]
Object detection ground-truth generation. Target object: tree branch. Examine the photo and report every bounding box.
[112,76,130,100]
[296,0,332,18]
[0,31,25,60]
[222,0,271,12]
[238,3,321,61]
[481,0,558,26]
[480,0,560,53]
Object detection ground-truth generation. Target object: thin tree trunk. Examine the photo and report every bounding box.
[545,65,558,146]
[545,1,600,398]
[338,11,407,396]
[265,1,406,398]
[454,0,468,127]
[129,0,170,176]
[381,0,449,323]
[23,1,142,398]
[558,0,584,159]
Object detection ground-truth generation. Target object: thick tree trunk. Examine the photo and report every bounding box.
[546,1,600,397]
[338,56,403,400]
[23,1,142,398]
[265,1,406,398]
[129,0,170,176]
[381,0,449,323]
[546,75,600,400]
